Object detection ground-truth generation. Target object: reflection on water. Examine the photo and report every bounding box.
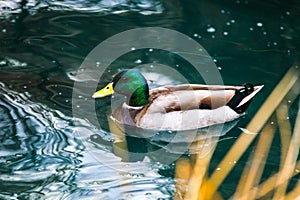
[0,82,173,199]
[0,0,163,16]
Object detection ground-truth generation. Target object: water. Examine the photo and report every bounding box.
[0,0,299,199]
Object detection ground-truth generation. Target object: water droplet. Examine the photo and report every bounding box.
[221,10,225,14]
[249,27,254,31]
[287,49,291,56]
[58,92,62,95]
[256,22,263,27]
[270,121,274,125]
[223,32,228,36]
[231,19,236,23]
[263,31,267,35]
[218,67,222,70]
[135,59,142,64]
[131,47,136,51]
[193,33,198,37]
[96,61,100,67]
[280,26,285,30]
[23,85,27,89]
[213,59,217,63]
[217,167,221,171]
[207,27,216,33]
[273,42,277,46]
[286,11,290,15]
[2,29,7,33]
[176,64,179,67]
[149,48,153,52]
[76,105,80,108]
[226,22,231,26]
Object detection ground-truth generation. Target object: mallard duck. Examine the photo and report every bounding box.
[92,69,263,131]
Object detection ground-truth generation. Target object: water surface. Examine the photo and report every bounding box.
[0,0,299,199]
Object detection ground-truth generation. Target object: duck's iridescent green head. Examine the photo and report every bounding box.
[92,69,149,107]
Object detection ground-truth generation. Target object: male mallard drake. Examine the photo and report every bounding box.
[92,69,263,131]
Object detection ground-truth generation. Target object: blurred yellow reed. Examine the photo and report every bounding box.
[272,100,300,199]
[276,103,292,168]
[175,158,192,200]
[175,65,299,199]
[232,122,277,200]
[108,115,129,161]
[244,160,300,199]
[206,66,299,197]
[185,138,218,200]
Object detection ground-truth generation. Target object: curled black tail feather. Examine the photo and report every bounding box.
[227,83,254,114]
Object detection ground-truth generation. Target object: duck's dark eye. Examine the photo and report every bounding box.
[106,86,109,89]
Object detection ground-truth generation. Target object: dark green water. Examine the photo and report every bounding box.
[0,0,299,199]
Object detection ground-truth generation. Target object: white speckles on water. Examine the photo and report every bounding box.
[286,11,290,15]
[207,27,216,33]
[287,49,291,56]
[148,48,153,52]
[134,59,142,64]
[193,33,199,37]
[131,47,136,51]
[96,61,100,67]
[256,22,263,27]
[58,92,62,95]
[223,31,228,36]
[273,42,277,46]
[263,31,267,35]
[221,9,225,14]
[2,29,7,33]
[249,27,254,31]
[231,19,235,23]
[280,26,285,30]
[213,59,217,63]
[218,67,222,70]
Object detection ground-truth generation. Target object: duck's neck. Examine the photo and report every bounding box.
[127,86,149,107]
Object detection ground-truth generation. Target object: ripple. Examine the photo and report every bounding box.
[0,0,163,17]
[0,82,173,198]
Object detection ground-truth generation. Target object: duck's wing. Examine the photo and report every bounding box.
[147,83,263,113]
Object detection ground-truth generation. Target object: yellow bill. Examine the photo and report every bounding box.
[92,82,114,98]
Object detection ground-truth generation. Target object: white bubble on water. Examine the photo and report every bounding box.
[207,27,216,33]
[256,22,263,27]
